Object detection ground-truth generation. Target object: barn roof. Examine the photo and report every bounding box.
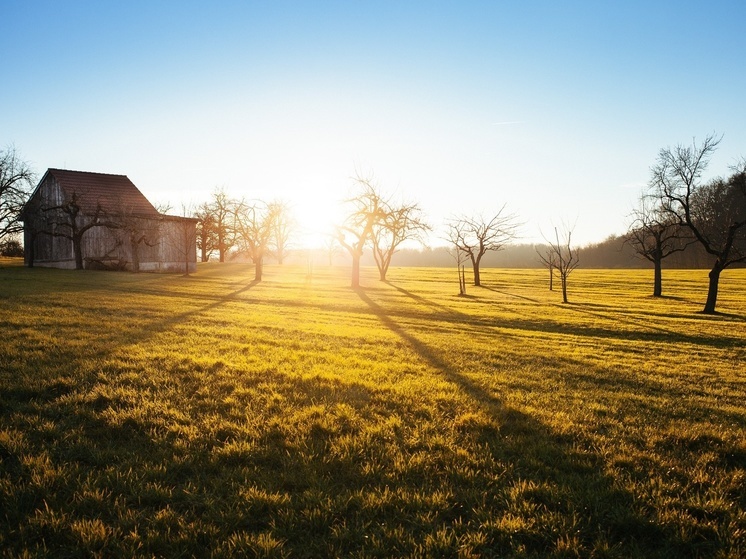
[39,168,161,217]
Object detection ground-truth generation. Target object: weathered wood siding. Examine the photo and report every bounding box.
[23,175,197,273]
[23,174,76,267]
[152,218,198,273]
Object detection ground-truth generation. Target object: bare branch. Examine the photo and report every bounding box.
[445,205,521,286]
[1,145,36,242]
[650,133,746,312]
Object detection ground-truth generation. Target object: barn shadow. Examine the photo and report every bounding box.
[353,286,689,556]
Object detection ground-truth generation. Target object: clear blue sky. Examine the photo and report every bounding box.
[3,0,745,246]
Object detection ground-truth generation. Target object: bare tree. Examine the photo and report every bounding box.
[38,191,118,270]
[535,245,556,291]
[194,202,218,262]
[336,177,386,288]
[1,146,36,244]
[114,206,162,273]
[233,199,279,281]
[269,200,296,265]
[626,195,692,297]
[448,245,469,296]
[543,224,580,303]
[446,206,521,286]
[207,188,237,262]
[371,200,430,281]
[651,134,746,313]
[323,234,341,266]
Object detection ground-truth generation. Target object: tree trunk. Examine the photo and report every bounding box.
[471,256,481,286]
[73,236,84,270]
[255,258,263,281]
[378,256,390,281]
[561,274,568,303]
[549,265,553,291]
[703,263,723,314]
[653,257,662,297]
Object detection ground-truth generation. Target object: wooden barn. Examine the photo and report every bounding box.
[20,169,197,273]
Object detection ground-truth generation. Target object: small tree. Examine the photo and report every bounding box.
[0,238,23,257]
[543,225,580,303]
[536,245,556,291]
[651,134,746,313]
[0,146,36,245]
[446,206,520,286]
[269,200,296,265]
[233,200,279,281]
[194,202,219,262]
[448,245,469,296]
[208,188,237,262]
[336,177,386,288]
[323,234,341,266]
[371,200,430,281]
[626,195,692,297]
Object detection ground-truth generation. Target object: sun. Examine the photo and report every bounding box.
[292,194,345,249]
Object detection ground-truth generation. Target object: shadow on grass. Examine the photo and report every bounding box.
[478,284,541,303]
[111,278,262,344]
[353,287,695,557]
[252,286,743,352]
[384,280,482,323]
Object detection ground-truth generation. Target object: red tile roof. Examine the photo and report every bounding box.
[45,168,160,217]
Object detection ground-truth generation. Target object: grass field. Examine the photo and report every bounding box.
[0,259,744,558]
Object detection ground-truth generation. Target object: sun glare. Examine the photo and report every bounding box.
[294,195,345,249]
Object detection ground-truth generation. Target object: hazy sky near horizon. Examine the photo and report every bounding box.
[3,0,745,247]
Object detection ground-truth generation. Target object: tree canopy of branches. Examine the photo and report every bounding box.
[543,225,580,303]
[114,205,162,273]
[206,188,237,262]
[626,196,692,297]
[651,134,746,313]
[269,200,296,265]
[194,202,219,262]
[39,192,118,270]
[336,177,387,288]
[446,206,521,286]
[0,146,35,244]
[233,200,280,281]
[371,200,430,281]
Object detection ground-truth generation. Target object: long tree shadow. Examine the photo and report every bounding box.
[478,284,541,303]
[104,277,263,351]
[383,280,488,327]
[352,287,695,557]
[261,286,743,351]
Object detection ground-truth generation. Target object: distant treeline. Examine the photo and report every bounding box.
[288,235,738,269]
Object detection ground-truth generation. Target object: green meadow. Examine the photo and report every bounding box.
[0,260,744,558]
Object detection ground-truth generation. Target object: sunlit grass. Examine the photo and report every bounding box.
[1,260,744,557]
